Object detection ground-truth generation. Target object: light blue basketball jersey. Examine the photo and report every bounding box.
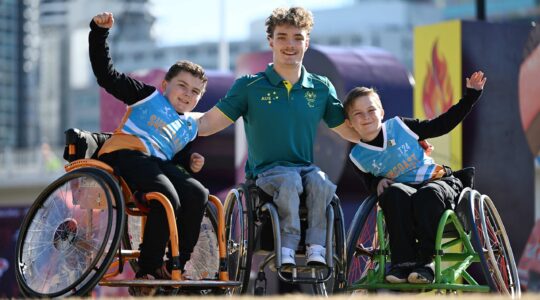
[349,117,442,183]
[121,90,198,160]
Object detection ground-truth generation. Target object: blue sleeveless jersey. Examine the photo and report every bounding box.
[121,90,198,160]
[349,117,443,183]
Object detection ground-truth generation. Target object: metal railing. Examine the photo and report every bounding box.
[0,146,65,185]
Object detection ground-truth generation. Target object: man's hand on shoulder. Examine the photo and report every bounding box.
[93,12,114,29]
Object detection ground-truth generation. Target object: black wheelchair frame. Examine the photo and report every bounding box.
[223,180,348,296]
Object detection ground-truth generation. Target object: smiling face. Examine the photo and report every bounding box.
[162,71,205,113]
[345,94,385,142]
[268,24,309,68]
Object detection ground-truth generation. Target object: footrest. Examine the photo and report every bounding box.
[280,264,329,273]
[277,264,333,284]
[99,279,241,288]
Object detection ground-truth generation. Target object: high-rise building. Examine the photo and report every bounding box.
[38,0,155,145]
[0,0,40,149]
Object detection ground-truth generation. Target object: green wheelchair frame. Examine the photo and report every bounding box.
[346,186,521,297]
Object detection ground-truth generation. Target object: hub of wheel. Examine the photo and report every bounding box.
[53,218,78,251]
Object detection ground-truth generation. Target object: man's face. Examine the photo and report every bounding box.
[162,71,205,113]
[268,24,309,67]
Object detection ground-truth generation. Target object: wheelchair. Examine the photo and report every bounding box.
[14,128,240,297]
[223,179,348,296]
[345,167,521,297]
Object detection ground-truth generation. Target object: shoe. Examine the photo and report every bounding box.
[155,263,172,279]
[408,262,435,284]
[128,264,173,296]
[281,247,296,266]
[385,262,415,283]
[128,273,158,297]
[306,244,326,266]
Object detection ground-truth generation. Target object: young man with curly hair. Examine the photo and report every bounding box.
[197,7,359,266]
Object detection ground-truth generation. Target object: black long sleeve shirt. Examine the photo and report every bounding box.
[354,88,482,193]
[89,20,193,171]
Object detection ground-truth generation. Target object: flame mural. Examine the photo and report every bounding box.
[422,40,454,119]
[414,20,462,168]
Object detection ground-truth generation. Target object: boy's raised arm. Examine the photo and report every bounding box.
[89,12,154,105]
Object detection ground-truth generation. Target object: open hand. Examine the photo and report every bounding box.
[190,152,205,173]
[466,71,487,91]
[93,12,114,29]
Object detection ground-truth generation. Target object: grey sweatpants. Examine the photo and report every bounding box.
[255,165,336,249]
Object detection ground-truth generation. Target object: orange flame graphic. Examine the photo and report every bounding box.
[423,40,453,119]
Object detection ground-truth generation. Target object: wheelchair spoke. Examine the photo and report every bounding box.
[16,168,126,297]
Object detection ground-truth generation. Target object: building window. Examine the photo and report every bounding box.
[351,35,362,45]
[154,51,164,60]
[133,52,144,61]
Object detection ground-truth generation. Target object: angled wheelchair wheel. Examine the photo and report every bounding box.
[465,189,498,292]
[15,167,125,297]
[346,195,381,293]
[122,200,220,281]
[122,214,143,273]
[224,185,253,294]
[184,203,220,280]
[311,199,348,296]
[477,195,521,297]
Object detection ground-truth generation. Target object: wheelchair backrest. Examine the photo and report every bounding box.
[63,128,112,162]
[453,167,475,189]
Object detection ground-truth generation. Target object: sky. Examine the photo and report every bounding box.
[149,0,354,46]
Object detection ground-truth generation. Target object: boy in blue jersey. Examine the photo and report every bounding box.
[90,12,208,295]
[344,71,486,284]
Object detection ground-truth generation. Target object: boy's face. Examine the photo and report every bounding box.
[345,94,384,141]
[268,24,309,68]
[162,71,205,113]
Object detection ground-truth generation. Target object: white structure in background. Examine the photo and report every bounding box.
[39,0,153,145]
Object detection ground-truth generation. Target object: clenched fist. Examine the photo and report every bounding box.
[190,152,205,173]
[93,12,114,29]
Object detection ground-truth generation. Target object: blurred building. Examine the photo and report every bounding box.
[113,0,540,76]
[0,0,40,149]
[38,0,152,146]
[2,0,540,202]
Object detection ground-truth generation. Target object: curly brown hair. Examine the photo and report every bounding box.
[265,7,314,39]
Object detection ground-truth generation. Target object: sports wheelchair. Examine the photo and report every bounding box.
[14,128,240,297]
[223,180,348,296]
[345,167,521,296]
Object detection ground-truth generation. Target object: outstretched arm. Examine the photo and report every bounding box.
[466,71,487,91]
[89,12,154,105]
[196,106,234,136]
[331,122,361,143]
[404,71,486,140]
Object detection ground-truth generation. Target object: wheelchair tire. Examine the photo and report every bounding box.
[15,167,125,297]
[224,185,253,294]
[345,195,380,290]
[122,202,220,281]
[313,199,348,295]
[477,195,521,297]
[466,189,502,294]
